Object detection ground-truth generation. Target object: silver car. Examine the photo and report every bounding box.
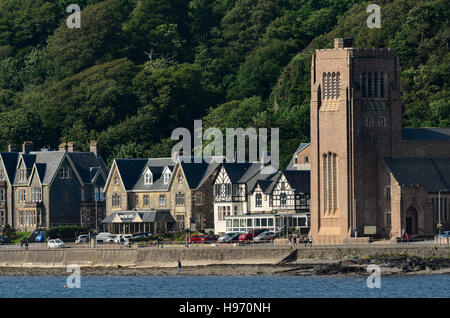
[253,231,277,241]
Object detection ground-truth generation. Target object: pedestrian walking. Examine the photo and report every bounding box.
[20,239,23,249]
[308,237,313,247]
[25,239,29,250]
[405,232,408,242]
[177,260,182,273]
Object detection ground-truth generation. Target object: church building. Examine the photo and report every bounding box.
[307,38,450,243]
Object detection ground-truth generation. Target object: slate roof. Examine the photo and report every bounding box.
[283,170,311,193]
[220,162,264,184]
[384,157,450,192]
[101,210,176,224]
[67,152,109,184]
[0,152,19,183]
[114,158,175,191]
[246,170,279,194]
[402,128,450,141]
[179,157,224,189]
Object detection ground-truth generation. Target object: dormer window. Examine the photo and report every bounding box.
[114,173,119,185]
[144,170,153,184]
[164,171,171,184]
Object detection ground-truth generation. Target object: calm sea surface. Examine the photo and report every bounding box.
[0,275,449,298]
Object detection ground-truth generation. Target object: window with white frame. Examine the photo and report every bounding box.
[144,171,152,184]
[164,171,171,184]
[18,189,26,202]
[195,193,203,205]
[31,188,41,202]
[0,189,4,203]
[159,194,166,206]
[255,193,262,207]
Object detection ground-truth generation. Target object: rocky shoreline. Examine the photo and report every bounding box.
[0,255,449,277]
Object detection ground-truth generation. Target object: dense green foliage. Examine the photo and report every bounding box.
[0,0,448,167]
[45,225,89,239]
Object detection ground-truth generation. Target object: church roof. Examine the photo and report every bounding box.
[402,128,450,141]
[384,157,450,192]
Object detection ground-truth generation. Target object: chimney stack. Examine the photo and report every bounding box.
[67,142,76,152]
[90,141,98,156]
[22,141,34,154]
[58,143,67,151]
[334,37,353,49]
[8,144,18,152]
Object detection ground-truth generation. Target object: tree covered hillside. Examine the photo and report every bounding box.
[0,0,448,167]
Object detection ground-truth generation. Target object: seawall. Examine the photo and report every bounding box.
[0,247,292,268]
[0,245,449,268]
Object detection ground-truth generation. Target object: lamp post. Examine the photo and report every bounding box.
[438,189,449,241]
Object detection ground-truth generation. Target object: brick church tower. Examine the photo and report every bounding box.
[309,38,402,243]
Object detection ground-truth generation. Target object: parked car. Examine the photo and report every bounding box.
[76,234,90,244]
[35,232,45,242]
[0,235,10,244]
[238,229,269,242]
[95,232,115,243]
[189,234,206,243]
[253,231,277,241]
[437,231,450,238]
[217,233,235,242]
[114,235,126,243]
[204,234,218,242]
[47,239,65,248]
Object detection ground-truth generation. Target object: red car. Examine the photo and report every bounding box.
[189,234,206,243]
[238,229,268,242]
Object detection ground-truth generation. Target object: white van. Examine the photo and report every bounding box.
[95,232,115,243]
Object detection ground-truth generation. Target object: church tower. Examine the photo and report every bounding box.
[309,38,401,243]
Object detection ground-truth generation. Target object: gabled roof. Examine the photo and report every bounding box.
[384,157,450,192]
[114,158,175,191]
[402,128,450,141]
[13,151,66,185]
[246,170,279,194]
[179,158,224,189]
[220,162,263,184]
[67,152,109,184]
[33,163,47,184]
[282,170,311,194]
[0,152,19,183]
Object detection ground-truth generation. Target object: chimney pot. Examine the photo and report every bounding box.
[8,144,18,153]
[58,143,67,151]
[90,141,98,156]
[67,142,76,152]
[22,141,34,154]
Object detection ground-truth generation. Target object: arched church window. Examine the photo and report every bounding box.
[336,72,341,98]
[331,73,336,99]
[327,73,332,99]
[361,72,367,98]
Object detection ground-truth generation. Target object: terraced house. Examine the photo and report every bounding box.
[102,157,223,234]
[103,158,176,234]
[0,141,108,232]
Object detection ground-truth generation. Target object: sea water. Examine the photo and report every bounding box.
[0,275,449,298]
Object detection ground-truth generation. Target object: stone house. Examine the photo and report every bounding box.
[0,141,108,232]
